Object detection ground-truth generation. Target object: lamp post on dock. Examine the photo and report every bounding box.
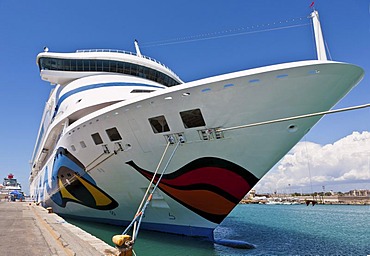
[322,186,325,204]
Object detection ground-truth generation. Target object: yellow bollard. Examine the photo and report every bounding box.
[112,235,133,256]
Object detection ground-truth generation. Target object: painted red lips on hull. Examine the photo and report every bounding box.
[126,157,259,224]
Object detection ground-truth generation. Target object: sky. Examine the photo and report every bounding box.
[0,0,369,194]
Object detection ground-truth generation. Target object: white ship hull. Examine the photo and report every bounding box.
[30,60,363,238]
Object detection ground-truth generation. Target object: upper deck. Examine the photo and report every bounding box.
[36,49,183,86]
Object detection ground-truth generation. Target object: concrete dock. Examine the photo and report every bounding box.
[0,201,117,256]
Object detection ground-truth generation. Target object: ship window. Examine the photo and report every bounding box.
[117,62,124,73]
[149,115,170,133]
[96,60,103,71]
[138,66,146,78]
[110,61,117,73]
[63,60,71,71]
[71,145,76,151]
[180,109,206,128]
[38,57,181,87]
[50,59,57,70]
[70,59,76,71]
[106,127,122,141]
[90,60,97,70]
[80,141,87,148]
[103,60,110,72]
[131,64,138,76]
[83,60,90,70]
[91,132,103,145]
[124,62,131,73]
[76,60,83,70]
[57,59,63,70]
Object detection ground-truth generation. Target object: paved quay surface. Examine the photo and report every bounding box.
[0,201,118,256]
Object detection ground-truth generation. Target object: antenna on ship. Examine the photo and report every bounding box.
[310,3,327,61]
[134,39,142,57]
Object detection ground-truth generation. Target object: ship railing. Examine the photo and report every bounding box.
[75,49,179,78]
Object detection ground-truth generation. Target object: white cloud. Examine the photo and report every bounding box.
[254,131,370,193]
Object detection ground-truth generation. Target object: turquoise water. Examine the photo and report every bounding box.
[66,204,370,255]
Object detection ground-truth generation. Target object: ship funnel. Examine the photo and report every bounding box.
[134,39,142,57]
[310,10,327,61]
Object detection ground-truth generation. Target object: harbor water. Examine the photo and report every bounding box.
[66,204,370,255]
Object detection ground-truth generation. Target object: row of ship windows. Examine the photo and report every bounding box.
[70,108,205,150]
[38,57,180,87]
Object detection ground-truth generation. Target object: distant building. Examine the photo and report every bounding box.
[348,189,369,197]
[243,189,370,205]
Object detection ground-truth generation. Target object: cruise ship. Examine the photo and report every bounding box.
[29,11,364,239]
[0,174,22,200]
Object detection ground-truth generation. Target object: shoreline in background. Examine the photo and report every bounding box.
[242,189,370,205]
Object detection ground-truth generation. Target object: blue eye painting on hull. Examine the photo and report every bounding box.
[48,147,118,210]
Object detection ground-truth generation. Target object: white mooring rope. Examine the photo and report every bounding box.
[121,139,181,242]
[217,103,370,132]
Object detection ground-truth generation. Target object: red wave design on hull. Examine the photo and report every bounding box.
[126,157,259,223]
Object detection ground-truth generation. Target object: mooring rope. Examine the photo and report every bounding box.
[133,140,181,241]
[131,140,171,240]
[217,103,370,132]
[121,139,181,242]
[134,141,171,216]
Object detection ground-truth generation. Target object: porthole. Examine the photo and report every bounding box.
[287,124,298,133]
[249,79,260,83]
[276,74,288,78]
[308,70,320,75]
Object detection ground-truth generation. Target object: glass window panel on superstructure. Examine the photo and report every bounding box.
[96,60,103,71]
[117,62,124,73]
[110,61,117,73]
[70,59,76,71]
[103,60,109,72]
[56,59,63,70]
[83,60,90,71]
[76,60,83,71]
[131,64,138,76]
[90,60,96,71]
[37,57,180,87]
[124,62,131,74]
[63,60,71,71]
[138,66,145,78]
[50,59,57,70]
